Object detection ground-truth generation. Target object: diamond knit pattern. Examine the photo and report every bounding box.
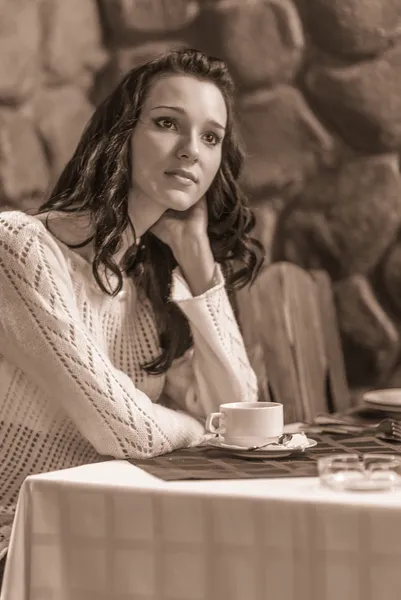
[0,211,258,557]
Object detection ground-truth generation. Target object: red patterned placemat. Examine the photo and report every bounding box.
[128,433,401,481]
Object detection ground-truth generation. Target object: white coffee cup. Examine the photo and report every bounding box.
[205,402,284,447]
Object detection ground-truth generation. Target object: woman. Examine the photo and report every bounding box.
[0,48,263,575]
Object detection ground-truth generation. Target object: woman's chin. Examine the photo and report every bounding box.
[163,192,199,212]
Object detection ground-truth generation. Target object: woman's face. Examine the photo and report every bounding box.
[130,73,227,214]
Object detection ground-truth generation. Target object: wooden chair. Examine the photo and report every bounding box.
[235,262,350,423]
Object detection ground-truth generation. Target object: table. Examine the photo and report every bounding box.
[2,459,401,600]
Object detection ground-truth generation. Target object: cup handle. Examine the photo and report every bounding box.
[205,412,225,434]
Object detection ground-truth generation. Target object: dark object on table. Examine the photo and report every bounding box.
[128,432,401,481]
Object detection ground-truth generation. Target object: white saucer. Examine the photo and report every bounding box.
[207,437,317,459]
[363,389,401,412]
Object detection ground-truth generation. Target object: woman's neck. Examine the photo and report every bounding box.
[127,189,164,238]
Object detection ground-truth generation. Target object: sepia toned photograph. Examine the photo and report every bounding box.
[1,1,401,599]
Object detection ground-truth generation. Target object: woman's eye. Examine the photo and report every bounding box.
[203,132,221,146]
[155,117,176,130]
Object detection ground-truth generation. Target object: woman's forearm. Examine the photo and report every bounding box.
[167,262,259,415]
[173,237,216,296]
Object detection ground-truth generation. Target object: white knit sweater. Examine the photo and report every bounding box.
[0,210,257,557]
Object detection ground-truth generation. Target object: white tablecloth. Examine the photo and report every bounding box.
[2,460,401,600]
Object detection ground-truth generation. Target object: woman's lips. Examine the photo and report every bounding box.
[164,169,198,184]
[165,172,196,186]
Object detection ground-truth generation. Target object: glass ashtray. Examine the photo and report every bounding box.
[318,454,401,492]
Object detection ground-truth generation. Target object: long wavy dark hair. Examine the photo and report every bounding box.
[37,47,264,374]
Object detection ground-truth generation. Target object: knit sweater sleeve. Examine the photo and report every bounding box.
[162,264,258,418]
[0,215,204,459]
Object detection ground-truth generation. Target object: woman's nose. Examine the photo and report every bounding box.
[176,134,199,162]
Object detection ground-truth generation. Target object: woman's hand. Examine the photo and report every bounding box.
[150,197,217,296]
[150,196,209,254]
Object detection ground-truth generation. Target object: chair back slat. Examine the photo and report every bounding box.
[311,270,350,413]
[236,262,350,421]
[282,264,328,420]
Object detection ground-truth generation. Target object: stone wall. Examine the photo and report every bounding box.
[2,0,401,389]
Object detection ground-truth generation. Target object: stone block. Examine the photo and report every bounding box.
[99,0,199,40]
[41,0,108,89]
[298,0,401,57]
[251,198,284,263]
[32,87,94,181]
[381,242,401,315]
[201,0,304,89]
[114,40,188,79]
[306,43,401,152]
[334,275,399,385]
[0,109,49,202]
[238,85,334,195]
[276,155,401,277]
[0,0,41,103]
[93,39,189,110]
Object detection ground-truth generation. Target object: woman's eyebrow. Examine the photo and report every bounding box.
[150,105,226,131]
